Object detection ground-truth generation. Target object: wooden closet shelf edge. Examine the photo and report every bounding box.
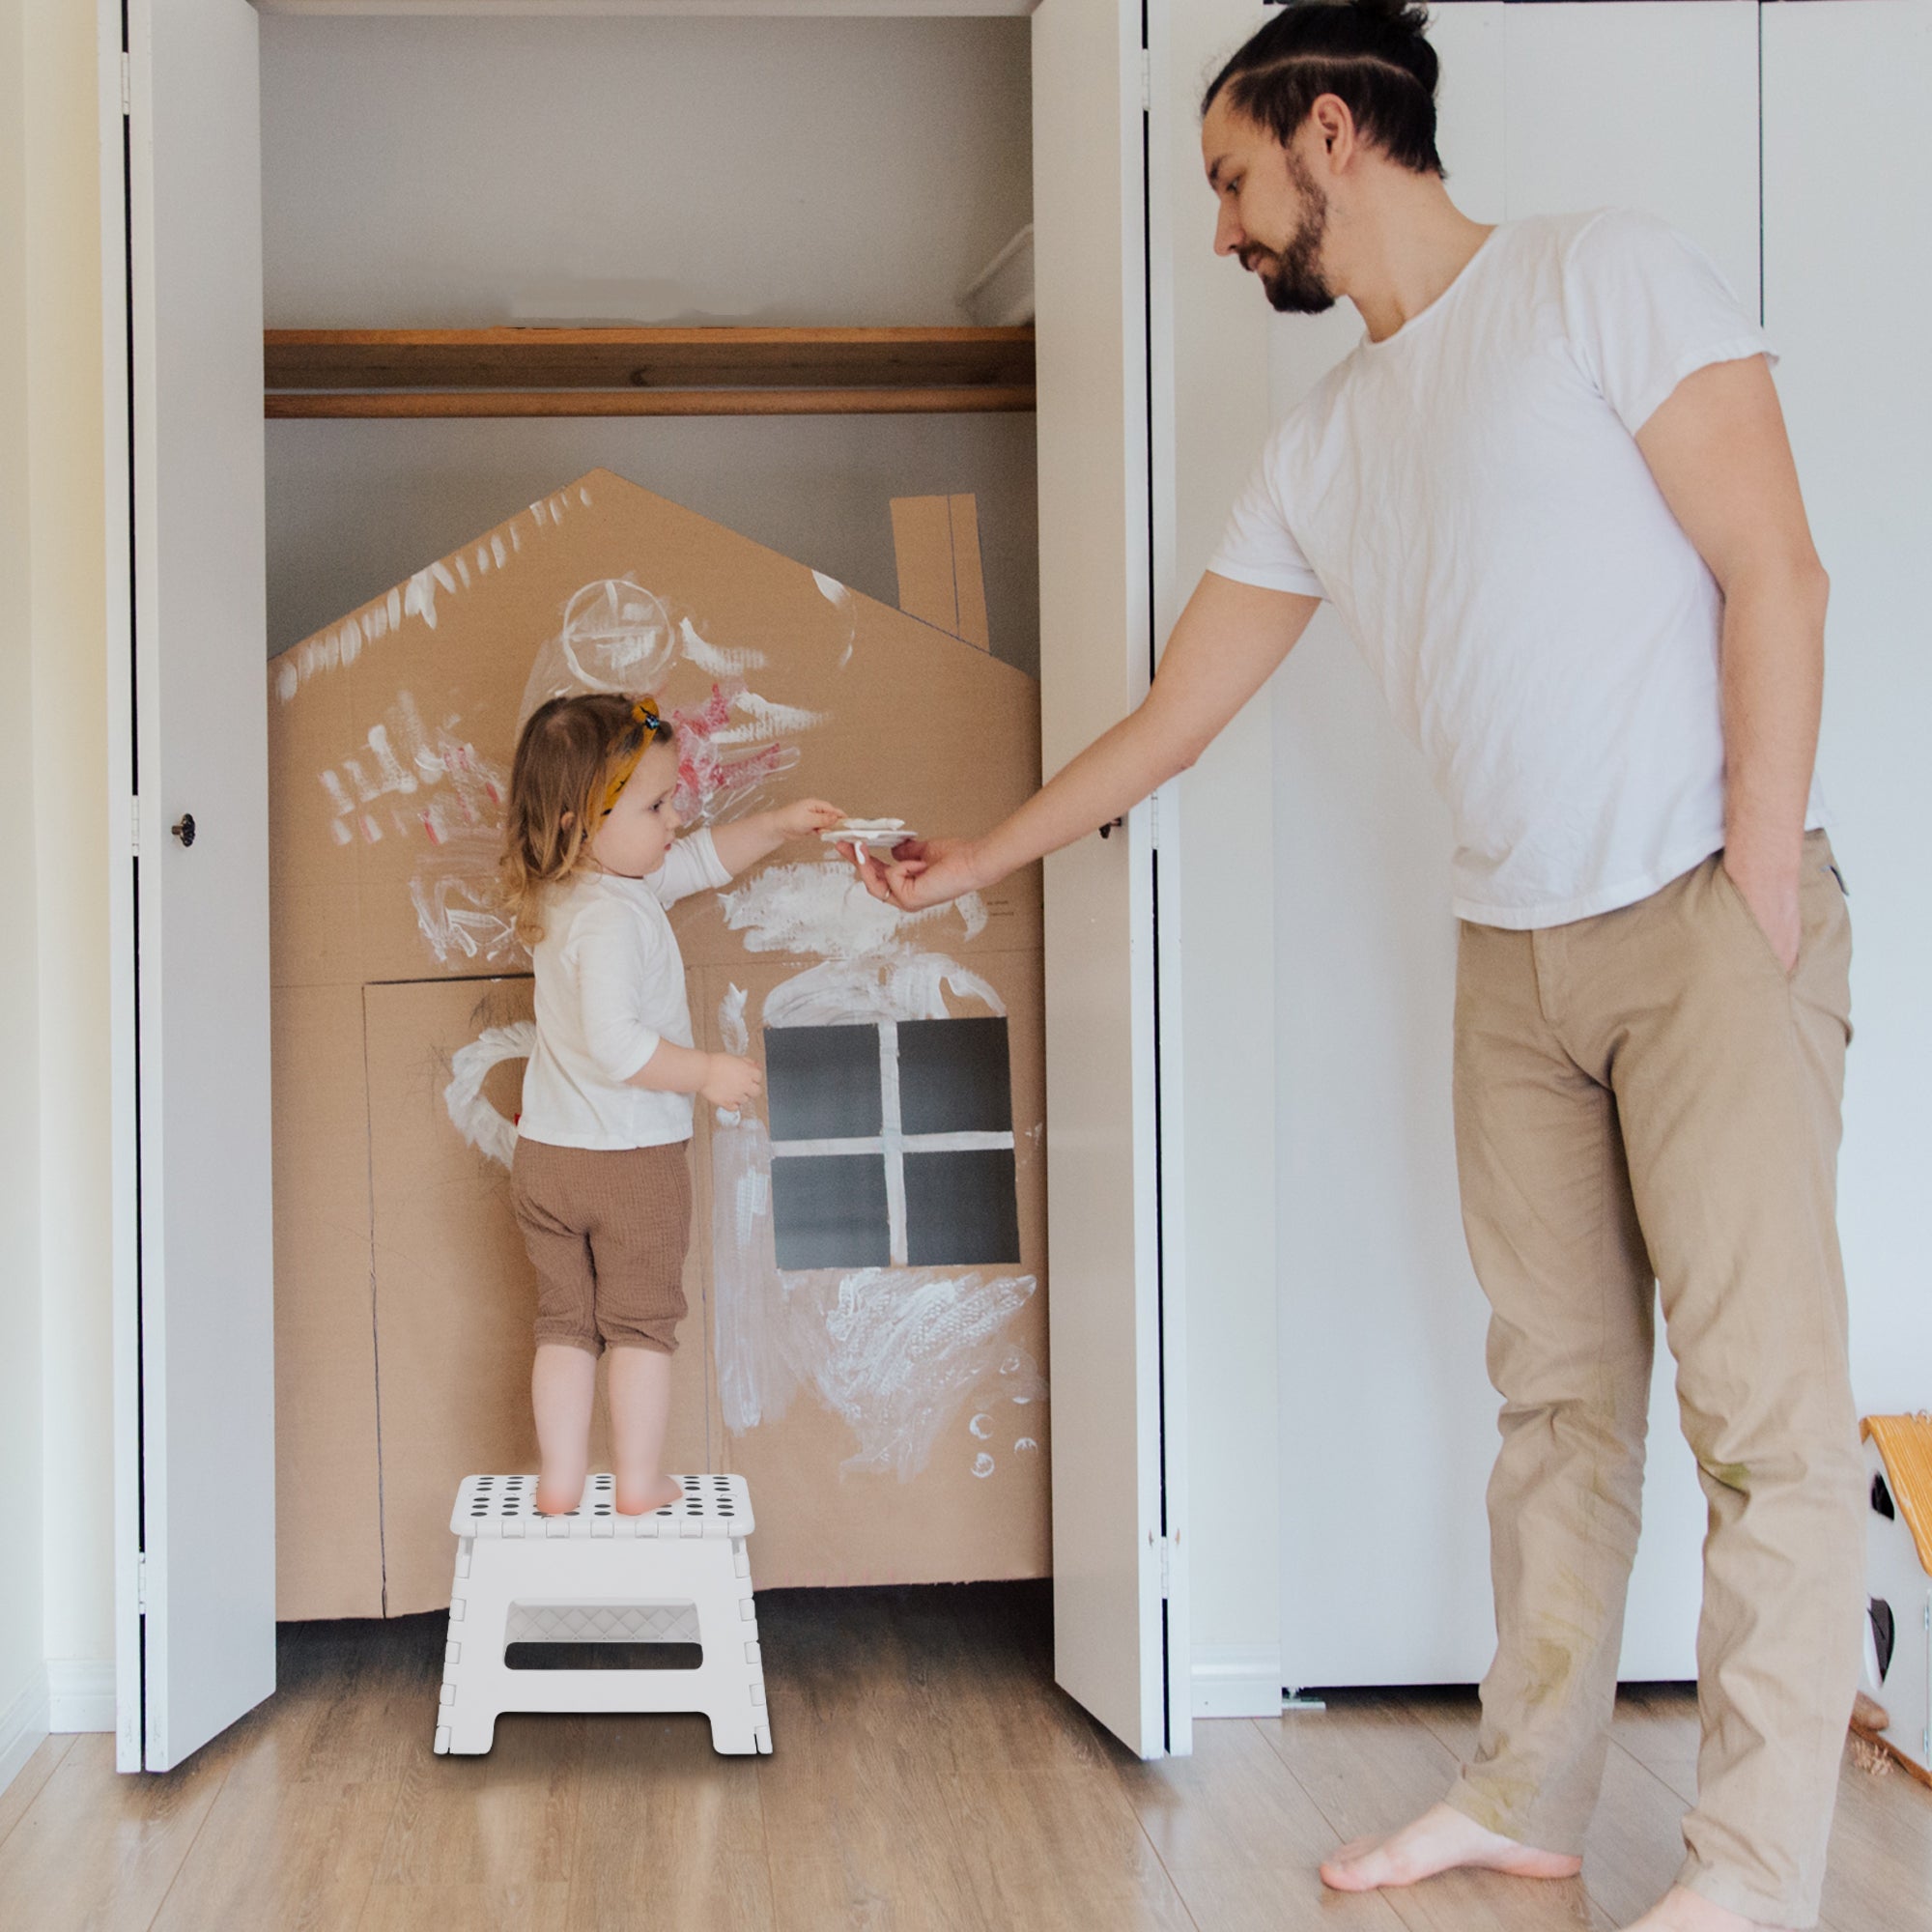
[264,326,1037,393]
[265,386,1038,418]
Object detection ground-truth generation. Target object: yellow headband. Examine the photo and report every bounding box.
[599,696,672,818]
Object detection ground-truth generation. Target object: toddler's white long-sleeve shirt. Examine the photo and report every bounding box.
[516,829,731,1150]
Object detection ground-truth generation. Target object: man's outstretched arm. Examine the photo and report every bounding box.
[1636,354,1831,969]
[857,572,1320,911]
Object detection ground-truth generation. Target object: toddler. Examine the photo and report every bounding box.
[498,692,843,1515]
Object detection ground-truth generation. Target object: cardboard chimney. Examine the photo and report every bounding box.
[270,469,1048,1618]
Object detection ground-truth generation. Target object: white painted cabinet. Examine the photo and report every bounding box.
[1762,2,1932,1416]
[1269,2,1759,1689]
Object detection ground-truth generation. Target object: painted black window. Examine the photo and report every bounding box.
[763,1015,1020,1271]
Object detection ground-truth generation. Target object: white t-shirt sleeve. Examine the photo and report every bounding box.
[1562,209,1775,437]
[569,904,667,1084]
[1206,426,1328,600]
[646,826,732,907]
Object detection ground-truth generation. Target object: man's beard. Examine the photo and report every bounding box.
[1242,156,1334,315]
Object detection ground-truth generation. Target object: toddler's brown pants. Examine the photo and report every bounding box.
[1444,834,1862,1928]
[510,1138,692,1356]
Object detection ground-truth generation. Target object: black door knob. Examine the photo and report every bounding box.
[171,814,196,848]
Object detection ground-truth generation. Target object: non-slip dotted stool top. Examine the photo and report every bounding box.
[450,1471,754,1539]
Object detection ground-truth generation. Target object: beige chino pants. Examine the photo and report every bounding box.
[1442,834,1864,1928]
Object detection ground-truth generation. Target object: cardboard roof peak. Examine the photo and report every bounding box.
[269,467,1044,993]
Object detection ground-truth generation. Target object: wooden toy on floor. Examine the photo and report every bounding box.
[1858,1412,1932,1788]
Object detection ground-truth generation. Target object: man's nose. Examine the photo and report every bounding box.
[1213,206,1243,258]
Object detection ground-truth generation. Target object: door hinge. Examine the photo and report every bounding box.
[128,796,140,855]
[120,51,130,118]
[1158,1535,1171,1599]
[136,1551,149,1614]
[1140,48,1151,115]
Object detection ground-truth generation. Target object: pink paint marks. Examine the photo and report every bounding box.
[668,681,800,826]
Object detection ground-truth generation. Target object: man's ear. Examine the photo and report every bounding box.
[1308,93,1356,169]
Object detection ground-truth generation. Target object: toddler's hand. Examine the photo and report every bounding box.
[701,1053,764,1112]
[777,798,847,840]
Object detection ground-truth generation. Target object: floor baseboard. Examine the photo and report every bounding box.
[0,1671,52,1801]
[1191,1644,1284,1719]
[46,1659,115,1734]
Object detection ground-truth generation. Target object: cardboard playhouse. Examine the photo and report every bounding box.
[270,469,1049,1618]
[1858,1413,1932,1786]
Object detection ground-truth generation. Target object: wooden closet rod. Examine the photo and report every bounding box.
[268,387,1036,420]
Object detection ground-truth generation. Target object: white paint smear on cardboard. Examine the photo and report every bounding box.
[719,982,752,1055]
[711,1123,1039,1479]
[444,1021,535,1168]
[320,689,518,967]
[678,616,764,680]
[720,859,987,962]
[763,951,1004,1029]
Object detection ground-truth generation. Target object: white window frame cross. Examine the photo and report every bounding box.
[765,1017,1018,1269]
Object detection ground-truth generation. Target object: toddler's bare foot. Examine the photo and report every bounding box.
[535,1475,585,1516]
[1320,1802,1582,1892]
[1618,1886,1771,1931]
[614,1472,683,1516]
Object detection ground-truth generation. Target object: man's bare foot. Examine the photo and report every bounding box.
[1320,1802,1583,1892]
[1618,1886,1771,1932]
[614,1472,683,1516]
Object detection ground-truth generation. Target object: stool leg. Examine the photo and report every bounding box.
[701,1538,773,1755]
[438,1543,511,1756]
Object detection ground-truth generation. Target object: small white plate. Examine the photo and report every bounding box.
[822,825,917,851]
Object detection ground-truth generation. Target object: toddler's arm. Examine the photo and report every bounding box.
[629,1039,762,1112]
[708,797,846,878]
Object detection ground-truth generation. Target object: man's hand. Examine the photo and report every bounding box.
[698,1053,764,1112]
[845,836,987,913]
[1721,849,1802,973]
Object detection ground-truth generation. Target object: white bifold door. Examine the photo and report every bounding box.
[1032,0,1191,1760]
[108,0,275,1771]
[104,0,1191,1769]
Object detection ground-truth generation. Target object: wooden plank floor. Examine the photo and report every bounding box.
[1,1583,1925,1931]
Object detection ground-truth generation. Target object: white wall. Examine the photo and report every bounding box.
[258,14,1041,674]
[0,0,119,1794]
[1763,0,1932,1410]
[25,0,116,1725]
[0,0,52,1792]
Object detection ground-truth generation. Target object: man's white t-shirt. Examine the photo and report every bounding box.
[517,828,732,1151]
[1208,208,1826,929]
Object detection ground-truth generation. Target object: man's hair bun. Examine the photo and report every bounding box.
[1204,0,1444,180]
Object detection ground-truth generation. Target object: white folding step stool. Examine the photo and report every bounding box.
[434,1471,771,1756]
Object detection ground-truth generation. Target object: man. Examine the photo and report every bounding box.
[851,3,1861,1928]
